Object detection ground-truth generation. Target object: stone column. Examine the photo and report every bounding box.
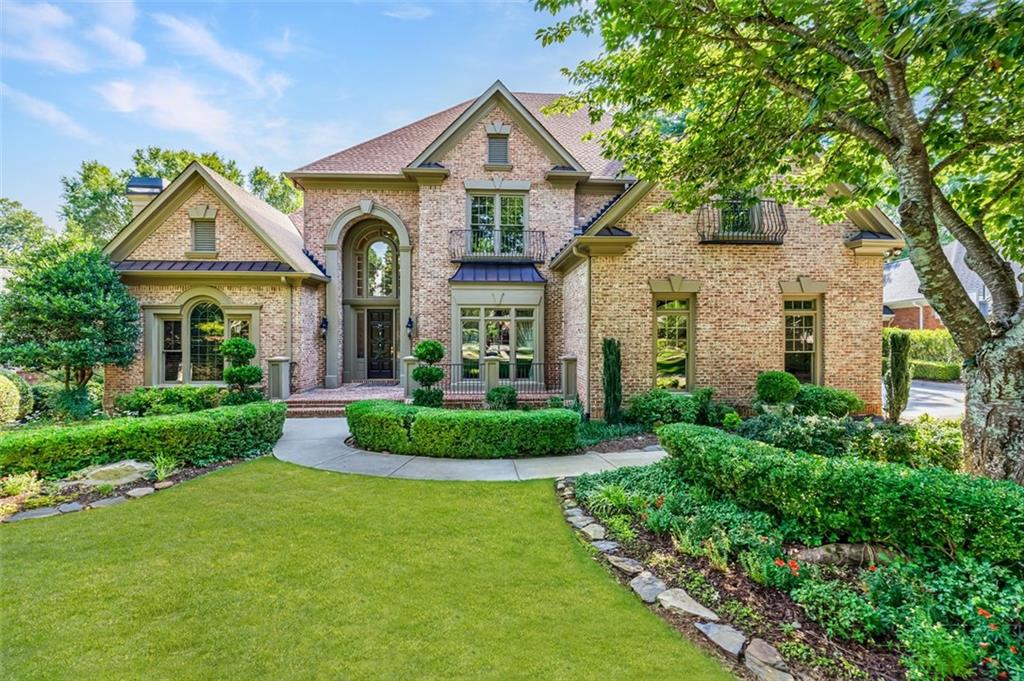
[403,356,419,398]
[483,357,501,394]
[324,243,341,388]
[561,356,577,401]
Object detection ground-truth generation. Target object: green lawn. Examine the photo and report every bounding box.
[1,458,733,680]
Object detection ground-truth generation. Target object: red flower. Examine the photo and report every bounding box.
[982,657,992,664]
[989,623,997,631]
[788,559,798,569]
[654,495,665,508]
[1011,645,1018,654]
[998,672,1009,681]
[774,558,786,567]
[978,607,993,619]
[868,565,877,572]
[980,642,989,649]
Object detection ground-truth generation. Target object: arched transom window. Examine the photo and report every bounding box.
[366,240,396,297]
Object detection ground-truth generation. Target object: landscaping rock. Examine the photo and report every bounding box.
[75,460,154,488]
[643,444,664,452]
[591,540,620,553]
[57,502,84,514]
[793,543,894,568]
[744,638,794,681]
[562,499,578,509]
[694,622,746,660]
[656,588,720,621]
[6,507,59,522]
[629,571,668,603]
[606,554,645,575]
[556,481,566,491]
[568,514,595,528]
[580,523,606,540]
[126,487,155,499]
[89,496,126,508]
[564,507,585,518]
[154,481,174,490]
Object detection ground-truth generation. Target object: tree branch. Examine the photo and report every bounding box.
[922,65,979,131]
[977,168,1024,221]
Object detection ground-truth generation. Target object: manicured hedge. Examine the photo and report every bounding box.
[347,400,580,458]
[884,327,961,363]
[0,402,286,479]
[0,369,33,420]
[911,360,961,382]
[659,423,1024,564]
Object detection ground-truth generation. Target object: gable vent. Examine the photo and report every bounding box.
[192,221,217,252]
[487,135,509,164]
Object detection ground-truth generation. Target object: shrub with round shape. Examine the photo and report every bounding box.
[412,339,445,407]
[0,375,19,424]
[0,369,33,419]
[485,386,518,410]
[413,339,444,364]
[219,338,257,365]
[755,371,801,404]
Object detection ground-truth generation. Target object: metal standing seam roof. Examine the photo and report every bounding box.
[114,260,296,273]
[449,263,547,283]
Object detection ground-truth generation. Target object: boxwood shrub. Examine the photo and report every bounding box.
[347,400,580,458]
[792,384,865,416]
[659,423,1024,564]
[0,402,286,479]
[911,360,961,382]
[0,369,33,420]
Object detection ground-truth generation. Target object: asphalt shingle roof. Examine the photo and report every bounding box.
[292,92,624,179]
[883,240,1023,307]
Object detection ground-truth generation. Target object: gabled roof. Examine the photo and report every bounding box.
[290,82,625,180]
[104,162,326,280]
[884,240,1023,308]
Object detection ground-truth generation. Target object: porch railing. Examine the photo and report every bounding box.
[407,357,576,401]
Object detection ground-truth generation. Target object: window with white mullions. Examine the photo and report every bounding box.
[784,297,821,384]
[468,194,526,256]
[459,306,535,380]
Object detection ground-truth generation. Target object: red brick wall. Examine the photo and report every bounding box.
[886,304,944,330]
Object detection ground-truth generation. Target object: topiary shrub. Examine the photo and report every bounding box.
[0,369,32,420]
[755,371,801,404]
[792,384,865,417]
[602,337,622,423]
[219,337,257,365]
[219,338,263,398]
[0,375,19,424]
[885,331,911,423]
[485,386,518,410]
[412,339,445,407]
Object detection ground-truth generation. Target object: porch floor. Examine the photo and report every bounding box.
[288,383,404,403]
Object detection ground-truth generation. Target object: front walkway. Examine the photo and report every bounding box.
[901,379,965,421]
[274,418,666,481]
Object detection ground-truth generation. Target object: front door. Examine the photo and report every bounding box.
[367,309,395,379]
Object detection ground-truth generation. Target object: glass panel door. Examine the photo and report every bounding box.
[367,309,395,379]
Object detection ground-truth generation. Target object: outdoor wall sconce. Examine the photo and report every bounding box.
[319,317,328,338]
[406,316,414,340]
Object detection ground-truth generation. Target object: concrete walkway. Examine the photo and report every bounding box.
[900,379,965,421]
[274,418,666,481]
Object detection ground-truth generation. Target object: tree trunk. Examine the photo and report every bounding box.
[962,321,1024,484]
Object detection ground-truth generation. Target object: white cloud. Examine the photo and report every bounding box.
[87,25,146,67]
[97,71,236,150]
[1,1,89,72]
[1,82,99,142]
[152,13,286,97]
[382,4,434,20]
[265,28,295,58]
[94,0,138,33]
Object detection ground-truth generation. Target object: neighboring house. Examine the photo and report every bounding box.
[102,80,904,415]
[883,240,1023,329]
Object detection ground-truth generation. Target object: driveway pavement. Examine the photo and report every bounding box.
[899,379,965,421]
[274,418,666,481]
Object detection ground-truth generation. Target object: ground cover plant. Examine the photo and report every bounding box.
[573,455,1024,681]
[0,402,286,478]
[347,400,580,458]
[0,458,735,681]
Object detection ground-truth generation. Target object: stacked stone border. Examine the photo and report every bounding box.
[557,476,798,681]
[4,481,174,523]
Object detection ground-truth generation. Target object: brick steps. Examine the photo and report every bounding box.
[287,405,347,418]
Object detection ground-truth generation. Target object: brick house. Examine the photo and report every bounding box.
[103,80,903,415]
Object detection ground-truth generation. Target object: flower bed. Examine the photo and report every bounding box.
[0,402,286,479]
[347,400,580,458]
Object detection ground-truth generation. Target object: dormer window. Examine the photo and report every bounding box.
[487,135,508,164]
[191,220,217,253]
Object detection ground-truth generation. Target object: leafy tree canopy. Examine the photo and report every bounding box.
[58,148,302,246]
[0,198,51,264]
[0,235,140,389]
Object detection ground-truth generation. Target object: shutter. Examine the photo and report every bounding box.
[487,136,508,164]
[192,221,216,252]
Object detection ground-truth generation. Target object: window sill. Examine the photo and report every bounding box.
[185,250,219,259]
[483,163,513,172]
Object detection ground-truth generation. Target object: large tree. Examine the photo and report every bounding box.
[0,236,140,390]
[538,0,1024,481]
[0,198,50,264]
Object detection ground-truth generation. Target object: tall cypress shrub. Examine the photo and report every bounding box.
[885,330,911,423]
[602,337,622,423]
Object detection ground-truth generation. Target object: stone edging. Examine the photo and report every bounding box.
[2,481,174,523]
[557,477,798,681]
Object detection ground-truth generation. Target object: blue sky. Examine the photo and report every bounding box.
[0,1,598,228]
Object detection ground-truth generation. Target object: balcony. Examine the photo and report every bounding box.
[449,229,546,262]
[696,200,788,245]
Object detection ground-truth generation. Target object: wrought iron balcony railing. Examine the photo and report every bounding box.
[449,229,546,262]
[696,200,788,245]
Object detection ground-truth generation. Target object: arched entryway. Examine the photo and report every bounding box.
[324,201,412,388]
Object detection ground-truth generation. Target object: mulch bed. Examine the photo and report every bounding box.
[582,433,660,453]
[573,497,905,681]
